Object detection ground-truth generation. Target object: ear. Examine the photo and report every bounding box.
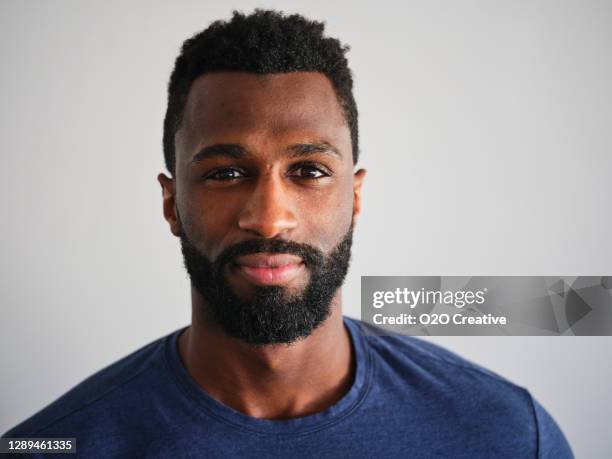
[352,168,367,227]
[157,173,181,237]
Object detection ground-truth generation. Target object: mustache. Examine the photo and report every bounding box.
[215,238,325,271]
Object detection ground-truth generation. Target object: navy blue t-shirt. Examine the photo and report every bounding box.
[4,317,573,458]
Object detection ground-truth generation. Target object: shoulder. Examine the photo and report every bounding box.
[348,316,522,389]
[2,330,177,438]
[346,317,574,457]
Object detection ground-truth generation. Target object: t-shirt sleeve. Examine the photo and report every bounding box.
[530,394,574,459]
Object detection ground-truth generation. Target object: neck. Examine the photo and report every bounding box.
[178,287,354,420]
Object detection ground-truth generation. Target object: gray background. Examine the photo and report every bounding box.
[1,0,610,457]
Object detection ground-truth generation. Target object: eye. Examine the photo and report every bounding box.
[204,168,246,181]
[288,164,331,179]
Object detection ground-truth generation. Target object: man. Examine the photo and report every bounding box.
[4,9,572,458]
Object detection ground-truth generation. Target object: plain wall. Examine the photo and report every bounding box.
[1,1,610,457]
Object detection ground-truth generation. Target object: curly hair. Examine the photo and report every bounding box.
[163,9,359,175]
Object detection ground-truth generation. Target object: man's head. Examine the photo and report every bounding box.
[158,10,366,346]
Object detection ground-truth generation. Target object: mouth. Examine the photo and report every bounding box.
[232,253,304,286]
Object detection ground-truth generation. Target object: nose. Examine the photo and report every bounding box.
[238,173,298,238]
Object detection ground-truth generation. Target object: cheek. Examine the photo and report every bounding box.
[178,191,241,259]
[298,181,354,249]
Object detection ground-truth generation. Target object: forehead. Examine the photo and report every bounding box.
[177,72,350,163]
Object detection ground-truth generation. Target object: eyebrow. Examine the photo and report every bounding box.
[190,142,341,164]
[286,142,341,158]
[190,144,247,163]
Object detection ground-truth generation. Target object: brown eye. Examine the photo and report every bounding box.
[289,165,330,179]
[205,168,245,181]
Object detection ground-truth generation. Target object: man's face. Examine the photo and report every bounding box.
[159,72,365,345]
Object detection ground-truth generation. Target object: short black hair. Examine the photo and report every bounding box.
[163,9,359,175]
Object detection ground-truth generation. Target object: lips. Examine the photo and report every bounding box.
[232,253,304,286]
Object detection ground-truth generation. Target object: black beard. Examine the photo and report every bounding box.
[179,228,353,346]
